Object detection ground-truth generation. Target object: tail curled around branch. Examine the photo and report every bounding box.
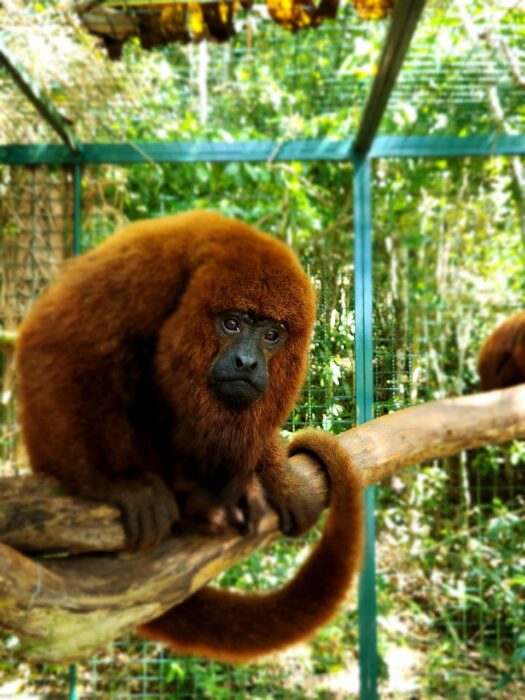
[138,430,364,662]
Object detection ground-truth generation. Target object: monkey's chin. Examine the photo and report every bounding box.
[209,379,262,411]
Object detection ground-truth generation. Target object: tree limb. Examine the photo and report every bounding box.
[1,385,524,662]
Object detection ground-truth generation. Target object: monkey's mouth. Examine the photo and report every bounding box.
[208,377,263,409]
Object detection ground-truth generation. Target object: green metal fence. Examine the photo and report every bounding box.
[2,145,524,700]
[1,0,525,697]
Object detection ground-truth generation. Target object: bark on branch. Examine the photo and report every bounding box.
[1,385,525,662]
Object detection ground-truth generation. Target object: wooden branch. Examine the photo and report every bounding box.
[1,385,524,662]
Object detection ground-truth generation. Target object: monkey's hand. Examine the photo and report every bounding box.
[177,475,267,536]
[236,475,267,535]
[105,473,180,551]
[262,468,322,537]
[256,438,324,537]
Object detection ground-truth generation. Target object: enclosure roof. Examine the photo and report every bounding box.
[0,0,524,148]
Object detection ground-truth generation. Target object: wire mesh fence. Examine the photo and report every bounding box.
[1,1,524,697]
[372,155,525,698]
[0,165,75,476]
[1,155,524,697]
[1,1,523,145]
[0,160,362,699]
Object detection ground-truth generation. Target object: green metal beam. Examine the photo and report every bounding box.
[353,156,378,700]
[0,37,78,151]
[73,164,82,256]
[371,134,525,158]
[0,140,353,165]
[0,144,77,165]
[1,135,524,166]
[68,664,78,700]
[352,0,427,157]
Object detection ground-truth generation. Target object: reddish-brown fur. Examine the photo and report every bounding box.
[478,312,525,391]
[17,210,364,661]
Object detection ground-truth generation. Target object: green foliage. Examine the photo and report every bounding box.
[2,1,525,697]
[75,149,525,697]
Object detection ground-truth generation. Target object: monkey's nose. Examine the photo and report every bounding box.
[235,354,258,371]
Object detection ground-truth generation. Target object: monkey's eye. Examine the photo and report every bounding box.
[263,329,280,343]
[223,318,241,333]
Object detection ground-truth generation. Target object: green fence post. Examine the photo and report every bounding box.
[353,155,378,700]
[68,663,78,700]
[73,164,82,256]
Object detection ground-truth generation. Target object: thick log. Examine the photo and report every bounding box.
[0,475,125,553]
[2,384,523,554]
[0,385,524,661]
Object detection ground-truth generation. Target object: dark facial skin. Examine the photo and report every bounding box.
[208,311,287,410]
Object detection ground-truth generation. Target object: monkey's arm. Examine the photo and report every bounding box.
[256,434,323,535]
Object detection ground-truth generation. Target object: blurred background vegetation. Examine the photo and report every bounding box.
[1,0,524,697]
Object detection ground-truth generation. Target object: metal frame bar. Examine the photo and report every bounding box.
[353,157,378,700]
[68,664,78,700]
[353,160,375,432]
[370,134,525,158]
[352,0,427,157]
[0,38,78,151]
[2,131,523,700]
[1,135,524,165]
[351,6,425,690]
[0,140,352,165]
[73,164,82,256]
[2,5,523,699]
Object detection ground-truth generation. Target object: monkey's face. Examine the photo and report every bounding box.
[208,311,287,411]
[155,222,317,443]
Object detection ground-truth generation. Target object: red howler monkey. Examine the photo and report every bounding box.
[17,210,363,662]
[478,311,525,391]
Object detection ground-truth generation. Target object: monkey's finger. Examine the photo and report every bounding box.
[226,505,246,531]
[241,486,269,535]
[117,497,143,550]
[161,490,180,527]
[142,476,179,546]
[137,501,163,551]
[278,506,295,535]
[151,496,178,544]
[206,507,229,532]
[239,502,264,536]
[265,497,295,535]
